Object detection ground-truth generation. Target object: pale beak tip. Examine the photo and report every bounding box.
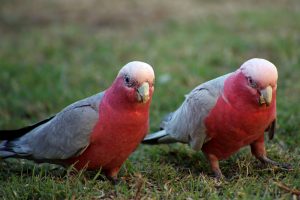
[259,86,273,107]
[137,94,150,104]
[137,82,150,104]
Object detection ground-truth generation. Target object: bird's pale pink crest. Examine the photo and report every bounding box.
[118,61,155,85]
[240,58,278,88]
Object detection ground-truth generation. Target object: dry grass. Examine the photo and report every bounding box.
[0,0,300,199]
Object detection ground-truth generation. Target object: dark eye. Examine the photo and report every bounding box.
[124,75,130,84]
[247,77,257,88]
[124,75,136,87]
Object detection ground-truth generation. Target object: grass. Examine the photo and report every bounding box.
[0,0,300,199]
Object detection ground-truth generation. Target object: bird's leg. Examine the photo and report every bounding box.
[105,167,121,185]
[250,138,292,170]
[105,168,121,197]
[106,175,119,197]
[205,153,223,180]
[107,175,119,185]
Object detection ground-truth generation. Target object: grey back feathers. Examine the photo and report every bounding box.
[144,73,231,151]
[0,92,104,161]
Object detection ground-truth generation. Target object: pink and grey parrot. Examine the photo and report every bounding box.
[143,58,291,179]
[0,61,155,182]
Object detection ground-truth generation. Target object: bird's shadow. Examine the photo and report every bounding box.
[140,144,211,176]
[0,158,108,182]
[139,144,267,180]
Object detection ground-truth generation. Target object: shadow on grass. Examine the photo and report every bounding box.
[138,144,294,182]
[0,158,109,182]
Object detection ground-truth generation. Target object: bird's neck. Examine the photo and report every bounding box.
[103,81,151,113]
[223,71,274,111]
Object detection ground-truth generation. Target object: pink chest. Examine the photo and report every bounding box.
[69,102,149,170]
[202,97,276,159]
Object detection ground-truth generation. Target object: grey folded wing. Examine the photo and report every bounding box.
[163,73,231,151]
[7,92,104,160]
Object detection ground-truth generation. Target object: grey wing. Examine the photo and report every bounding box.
[9,92,104,160]
[164,73,231,151]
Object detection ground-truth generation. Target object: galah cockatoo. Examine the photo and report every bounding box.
[0,61,155,182]
[143,58,291,179]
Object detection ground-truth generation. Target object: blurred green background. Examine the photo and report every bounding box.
[0,0,299,199]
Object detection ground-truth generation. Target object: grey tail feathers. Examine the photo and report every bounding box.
[0,151,16,158]
[143,112,176,145]
[0,116,54,141]
[0,116,54,158]
[142,130,177,145]
[0,141,16,158]
[159,112,173,130]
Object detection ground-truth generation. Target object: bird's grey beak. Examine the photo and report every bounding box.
[137,82,150,103]
[259,86,272,106]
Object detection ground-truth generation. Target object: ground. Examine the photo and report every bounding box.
[0,0,300,199]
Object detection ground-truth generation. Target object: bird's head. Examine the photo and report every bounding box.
[237,58,278,107]
[114,61,155,105]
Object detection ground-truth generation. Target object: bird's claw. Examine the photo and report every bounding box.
[273,162,293,171]
[259,156,293,171]
[212,169,224,182]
